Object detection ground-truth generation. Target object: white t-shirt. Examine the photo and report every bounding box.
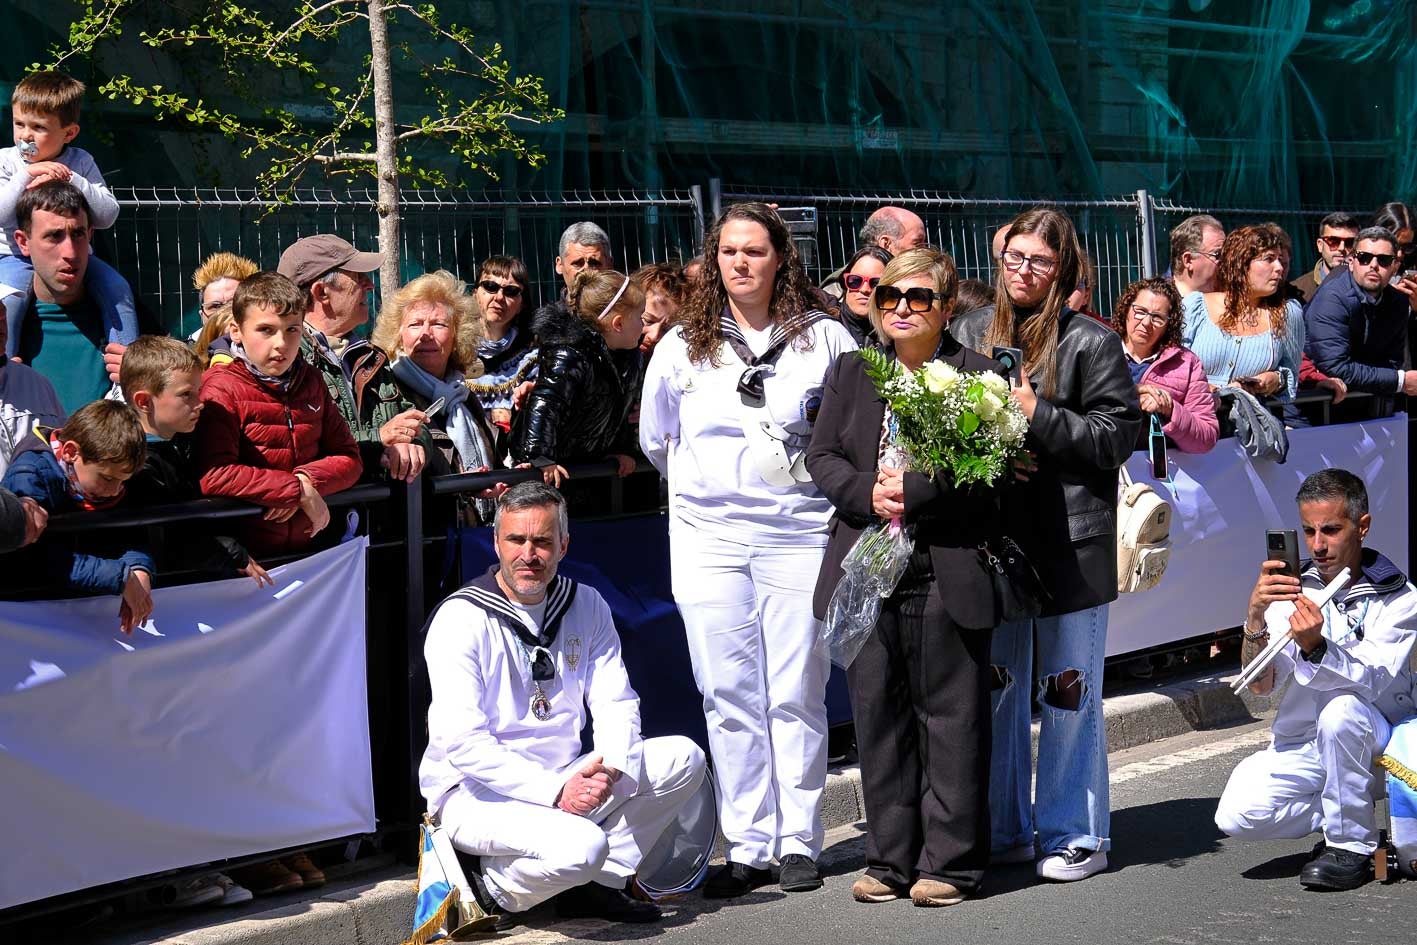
[639,317,858,545]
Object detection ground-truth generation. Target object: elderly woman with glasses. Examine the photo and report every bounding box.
[1111,277,1218,454]
[806,247,1003,908]
[1180,223,1304,402]
[951,207,1141,885]
[640,203,857,899]
[467,255,538,433]
[189,252,258,341]
[836,245,893,345]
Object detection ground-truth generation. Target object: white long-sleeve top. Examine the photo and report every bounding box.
[1263,550,1417,745]
[0,145,121,255]
[639,319,857,544]
[419,576,645,812]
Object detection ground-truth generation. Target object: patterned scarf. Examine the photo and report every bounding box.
[49,432,124,510]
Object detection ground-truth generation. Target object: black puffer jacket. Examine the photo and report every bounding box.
[951,305,1143,615]
[509,301,641,467]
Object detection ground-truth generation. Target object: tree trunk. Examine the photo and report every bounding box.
[367,0,401,296]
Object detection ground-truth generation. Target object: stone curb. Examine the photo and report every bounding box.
[91,667,1273,945]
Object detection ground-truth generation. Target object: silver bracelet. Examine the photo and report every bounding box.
[1243,625,1269,642]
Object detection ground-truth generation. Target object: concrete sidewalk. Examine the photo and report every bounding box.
[67,666,1277,945]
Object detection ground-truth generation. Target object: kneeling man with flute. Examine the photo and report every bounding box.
[1215,468,1417,890]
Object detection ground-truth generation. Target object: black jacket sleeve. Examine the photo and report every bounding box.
[805,354,877,529]
[509,344,593,467]
[1305,289,1403,393]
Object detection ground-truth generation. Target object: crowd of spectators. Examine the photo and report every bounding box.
[3,65,1416,918]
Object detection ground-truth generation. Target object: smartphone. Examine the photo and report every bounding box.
[1404,269,1417,283]
[1148,422,1168,480]
[425,396,446,419]
[991,346,1024,387]
[1265,528,1301,577]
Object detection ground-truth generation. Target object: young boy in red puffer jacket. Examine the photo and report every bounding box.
[194,271,361,557]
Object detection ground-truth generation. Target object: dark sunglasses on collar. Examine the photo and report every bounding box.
[874,284,944,313]
[479,279,523,299]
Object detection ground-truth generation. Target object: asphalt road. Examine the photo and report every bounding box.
[498,721,1417,945]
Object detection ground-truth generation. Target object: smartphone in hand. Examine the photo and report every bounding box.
[1265,528,1301,577]
[992,346,1024,387]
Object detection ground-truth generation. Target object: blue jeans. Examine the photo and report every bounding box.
[988,604,1111,855]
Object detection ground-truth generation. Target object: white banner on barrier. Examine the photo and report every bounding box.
[1109,417,1410,656]
[0,538,375,910]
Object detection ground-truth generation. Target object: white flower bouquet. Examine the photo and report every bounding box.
[819,349,1031,669]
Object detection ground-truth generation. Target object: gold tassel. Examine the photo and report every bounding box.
[401,823,457,945]
[1379,753,1417,792]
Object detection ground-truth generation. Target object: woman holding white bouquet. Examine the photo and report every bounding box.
[951,208,1142,883]
[806,247,1015,908]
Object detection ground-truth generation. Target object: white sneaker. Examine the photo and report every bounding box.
[211,873,254,906]
[990,843,1036,865]
[168,876,225,908]
[1037,848,1108,882]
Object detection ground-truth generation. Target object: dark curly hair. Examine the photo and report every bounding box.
[679,203,822,366]
[1216,223,1292,339]
[1110,277,1183,354]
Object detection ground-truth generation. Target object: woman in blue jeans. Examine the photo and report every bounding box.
[951,207,1142,883]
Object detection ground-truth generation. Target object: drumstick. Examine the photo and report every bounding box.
[1231,567,1350,692]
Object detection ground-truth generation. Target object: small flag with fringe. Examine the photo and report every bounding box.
[403,816,498,944]
[1379,715,1417,877]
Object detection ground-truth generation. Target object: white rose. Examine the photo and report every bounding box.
[977,391,1004,421]
[921,360,959,394]
[980,371,1010,397]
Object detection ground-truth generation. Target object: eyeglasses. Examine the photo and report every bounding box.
[1353,251,1398,267]
[1128,306,1170,325]
[1319,235,1356,250]
[1194,249,1222,263]
[873,285,944,312]
[1000,249,1058,276]
[843,273,881,292]
[478,279,524,299]
[201,300,227,314]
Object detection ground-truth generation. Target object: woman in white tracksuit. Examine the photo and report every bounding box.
[639,203,857,899]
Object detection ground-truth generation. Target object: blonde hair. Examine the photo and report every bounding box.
[372,270,484,376]
[194,302,236,367]
[13,71,85,126]
[568,268,645,335]
[119,335,202,400]
[192,252,259,293]
[866,247,959,340]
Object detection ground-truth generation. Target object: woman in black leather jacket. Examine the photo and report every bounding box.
[509,269,645,483]
[951,207,1142,885]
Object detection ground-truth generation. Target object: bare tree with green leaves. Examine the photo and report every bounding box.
[43,0,563,292]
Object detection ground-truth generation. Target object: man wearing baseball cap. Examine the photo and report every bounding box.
[279,234,429,484]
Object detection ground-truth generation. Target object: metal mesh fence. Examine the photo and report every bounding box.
[104,188,706,338]
[1150,199,1334,282]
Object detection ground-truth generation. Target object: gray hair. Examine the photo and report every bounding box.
[558,221,612,259]
[1355,226,1398,254]
[1168,214,1224,271]
[494,480,569,540]
[859,207,905,248]
[1295,468,1369,523]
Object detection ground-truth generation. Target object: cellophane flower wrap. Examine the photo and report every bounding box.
[819,348,1030,669]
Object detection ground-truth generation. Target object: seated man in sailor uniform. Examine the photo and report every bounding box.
[420,480,707,924]
[1216,468,1417,890]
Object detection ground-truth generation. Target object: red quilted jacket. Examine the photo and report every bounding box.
[195,358,362,555]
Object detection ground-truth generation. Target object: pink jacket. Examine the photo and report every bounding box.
[1138,345,1219,454]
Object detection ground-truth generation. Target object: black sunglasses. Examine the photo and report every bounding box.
[478,279,524,299]
[1354,251,1397,267]
[874,285,944,313]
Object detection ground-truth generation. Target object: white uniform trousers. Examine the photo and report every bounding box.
[670,526,830,867]
[438,735,706,913]
[1215,691,1392,854]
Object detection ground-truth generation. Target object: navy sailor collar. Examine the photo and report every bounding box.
[1301,548,1408,602]
[443,568,579,680]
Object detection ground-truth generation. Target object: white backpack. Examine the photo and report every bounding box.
[1116,465,1172,593]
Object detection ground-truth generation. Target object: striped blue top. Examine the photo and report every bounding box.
[1180,292,1304,401]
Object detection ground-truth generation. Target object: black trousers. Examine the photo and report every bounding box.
[846,551,993,892]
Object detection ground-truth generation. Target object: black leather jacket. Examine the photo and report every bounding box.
[951,306,1143,615]
[509,301,641,467]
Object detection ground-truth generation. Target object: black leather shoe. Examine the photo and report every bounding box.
[778,854,823,892]
[1300,846,1371,891]
[555,882,662,923]
[702,862,775,899]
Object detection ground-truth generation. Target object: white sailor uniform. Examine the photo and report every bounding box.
[420,570,706,913]
[1216,550,1417,854]
[639,314,857,867]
